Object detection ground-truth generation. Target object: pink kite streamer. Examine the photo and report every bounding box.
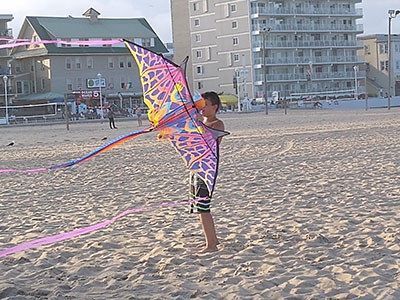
[0,39,123,49]
[0,198,199,258]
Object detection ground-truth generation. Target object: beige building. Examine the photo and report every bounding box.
[359,34,400,97]
[171,0,365,100]
[10,8,167,108]
[0,14,14,106]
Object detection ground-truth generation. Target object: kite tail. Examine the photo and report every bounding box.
[0,127,153,174]
[0,197,204,258]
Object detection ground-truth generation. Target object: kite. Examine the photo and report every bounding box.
[0,39,229,258]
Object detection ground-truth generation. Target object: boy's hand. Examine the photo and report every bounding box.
[194,113,204,123]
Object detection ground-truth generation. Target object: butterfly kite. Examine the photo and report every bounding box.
[0,39,229,258]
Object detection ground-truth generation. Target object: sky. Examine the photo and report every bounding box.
[2,0,400,43]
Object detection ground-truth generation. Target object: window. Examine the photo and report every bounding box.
[75,58,81,69]
[77,78,83,89]
[195,34,201,42]
[379,43,388,54]
[65,58,72,70]
[315,66,323,73]
[87,57,93,69]
[121,77,126,89]
[232,21,238,29]
[196,66,204,74]
[380,61,385,71]
[142,38,151,47]
[66,79,73,91]
[102,38,112,48]
[233,37,239,45]
[197,81,203,89]
[193,2,200,11]
[194,19,200,27]
[233,54,240,62]
[127,58,133,68]
[119,57,125,68]
[79,38,89,47]
[108,77,115,90]
[41,79,45,90]
[196,50,202,58]
[108,57,114,69]
[62,38,71,47]
[396,61,400,70]
[230,4,237,12]
[16,81,22,94]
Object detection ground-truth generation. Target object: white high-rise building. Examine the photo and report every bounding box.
[171,0,365,100]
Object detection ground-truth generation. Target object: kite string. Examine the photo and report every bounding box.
[0,197,204,258]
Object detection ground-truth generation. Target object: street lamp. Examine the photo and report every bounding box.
[97,73,104,119]
[3,75,8,125]
[353,65,359,100]
[261,27,271,115]
[388,9,400,110]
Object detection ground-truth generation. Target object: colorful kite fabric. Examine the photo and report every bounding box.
[124,40,229,195]
[0,39,229,258]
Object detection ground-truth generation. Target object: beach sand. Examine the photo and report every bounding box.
[0,109,400,299]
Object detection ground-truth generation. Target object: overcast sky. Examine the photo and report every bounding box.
[2,0,400,43]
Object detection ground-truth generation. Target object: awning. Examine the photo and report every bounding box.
[16,92,74,103]
[219,94,238,105]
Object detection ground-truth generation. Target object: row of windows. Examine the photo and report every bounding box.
[194,18,238,29]
[192,1,237,13]
[65,57,134,70]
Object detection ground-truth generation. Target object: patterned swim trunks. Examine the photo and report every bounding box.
[189,172,211,213]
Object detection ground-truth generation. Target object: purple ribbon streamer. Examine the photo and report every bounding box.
[0,199,198,258]
[0,39,123,49]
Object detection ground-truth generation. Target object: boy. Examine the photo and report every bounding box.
[191,91,225,252]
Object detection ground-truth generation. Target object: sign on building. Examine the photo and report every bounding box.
[87,78,106,88]
[73,90,100,100]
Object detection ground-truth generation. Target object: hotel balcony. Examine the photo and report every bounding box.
[253,71,366,84]
[252,23,364,34]
[253,40,363,50]
[253,56,365,67]
[251,6,363,18]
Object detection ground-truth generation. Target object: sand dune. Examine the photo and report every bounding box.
[1,109,400,299]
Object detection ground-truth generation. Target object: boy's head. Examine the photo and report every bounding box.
[201,91,221,113]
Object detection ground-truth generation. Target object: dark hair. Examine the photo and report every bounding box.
[201,91,221,111]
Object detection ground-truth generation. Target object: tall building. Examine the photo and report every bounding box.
[0,14,14,107]
[171,0,365,100]
[359,34,400,97]
[10,8,167,107]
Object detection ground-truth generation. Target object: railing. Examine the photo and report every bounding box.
[253,56,365,65]
[251,6,363,16]
[252,23,363,32]
[253,40,363,49]
[0,29,13,38]
[254,71,366,82]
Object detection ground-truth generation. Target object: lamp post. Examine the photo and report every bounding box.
[388,9,400,110]
[353,65,359,100]
[97,73,104,119]
[3,75,8,125]
[261,27,271,115]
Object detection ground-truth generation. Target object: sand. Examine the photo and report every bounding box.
[0,109,400,299]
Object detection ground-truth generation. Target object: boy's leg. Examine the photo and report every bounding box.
[198,212,218,251]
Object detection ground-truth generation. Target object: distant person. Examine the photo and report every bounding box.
[107,108,117,129]
[135,106,143,126]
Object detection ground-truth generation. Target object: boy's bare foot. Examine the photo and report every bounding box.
[196,241,220,248]
[198,246,218,253]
